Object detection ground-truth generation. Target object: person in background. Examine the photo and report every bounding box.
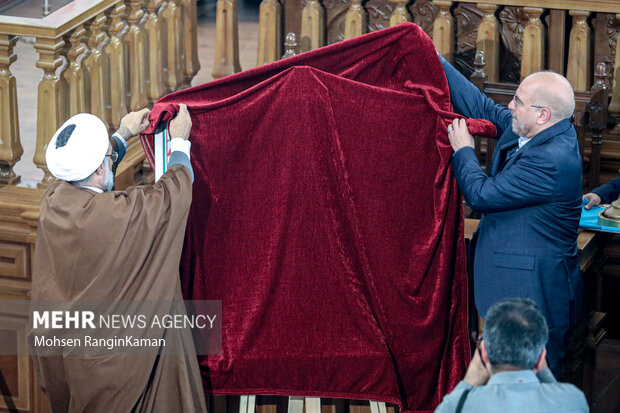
[434,297,588,413]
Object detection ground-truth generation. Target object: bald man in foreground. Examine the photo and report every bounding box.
[440,57,582,377]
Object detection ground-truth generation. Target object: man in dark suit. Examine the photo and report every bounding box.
[440,56,582,376]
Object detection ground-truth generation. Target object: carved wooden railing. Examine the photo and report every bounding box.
[211,0,620,189]
[0,0,198,187]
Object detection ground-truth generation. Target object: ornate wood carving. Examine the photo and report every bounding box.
[34,36,65,183]
[366,0,392,32]
[0,34,22,185]
[567,11,591,91]
[301,0,325,52]
[104,4,128,130]
[257,0,282,64]
[432,0,454,62]
[409,0,437,36]
[587,62,610,188]
[453,3,482,79]
[344,0,366,40]
[498,6,526,84]
[609,14,620,114]
[593,13,619,90]
[144,0,166,101]
[324,0,349,44]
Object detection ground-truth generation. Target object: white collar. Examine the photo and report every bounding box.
[517,136,530,149]
[80,185,103,193]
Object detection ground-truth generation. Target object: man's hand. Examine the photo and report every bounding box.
[583,193,602,210]
[448,118,475,152]
[117,108,151,139]
[463,349,490,387]
[170,104,192,140]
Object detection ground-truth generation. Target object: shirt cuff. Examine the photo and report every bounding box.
[169,138,191,160]
[111,132,129,150]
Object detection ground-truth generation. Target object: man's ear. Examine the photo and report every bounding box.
[94,162,105,176]
[534,348,547,371]
[537,107,551,124]
[480,340,491,365]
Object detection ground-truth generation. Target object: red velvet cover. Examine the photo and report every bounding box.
[141,23,496,413]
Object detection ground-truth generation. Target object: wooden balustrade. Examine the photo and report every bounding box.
[212,0,241,79]
[300,0,324,53]
[257,0,281,65]
[0,34,21,185]
[0,0,198,186]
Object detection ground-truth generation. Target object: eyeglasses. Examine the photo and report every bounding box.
[105,151,119,163]
[512,94,548,111]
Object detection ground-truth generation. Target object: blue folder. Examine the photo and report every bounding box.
[579,200,620,233]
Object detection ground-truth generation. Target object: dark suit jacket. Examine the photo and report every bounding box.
[593,177,620,203]
[441,57,583,329]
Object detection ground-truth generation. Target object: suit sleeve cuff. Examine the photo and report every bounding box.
[111,132,129,150]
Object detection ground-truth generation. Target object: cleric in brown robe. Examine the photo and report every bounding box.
[30,105,207,412]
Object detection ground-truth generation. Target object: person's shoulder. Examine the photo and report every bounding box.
[539,382,589,410]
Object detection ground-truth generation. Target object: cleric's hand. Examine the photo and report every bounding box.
[583,193,602,210]
[170,104,192,140]
[463,348,490,387]
[448,118,475,152]
[117,108,151,139]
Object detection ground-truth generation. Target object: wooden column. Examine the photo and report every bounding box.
[300,0,324,53]
[389,0,411,27]
[566,11,591,92]
[521,7,545,81]
[160,0,184,90]
[125,0,149,111]
[212,0,241,78]
[0,34,22,185]
[475,3,498,83]
[547,9,566,75]
[105,4,129,130]
[587,63,609,189]
[257,0,282,65]
[34,36,65,183]
[344,0,366,40]
[144,0,166,101]
[432,0,454,62]
[181,0,200,83]
[83,13,111,126]
[62,26,87,117]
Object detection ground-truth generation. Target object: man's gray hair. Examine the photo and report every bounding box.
[482,297,548,369]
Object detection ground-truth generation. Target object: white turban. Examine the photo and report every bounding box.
[46,113,110,181]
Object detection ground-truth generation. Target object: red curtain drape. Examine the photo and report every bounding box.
[142,23,495,412]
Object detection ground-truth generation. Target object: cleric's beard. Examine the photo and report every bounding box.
[103,160,114,192]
